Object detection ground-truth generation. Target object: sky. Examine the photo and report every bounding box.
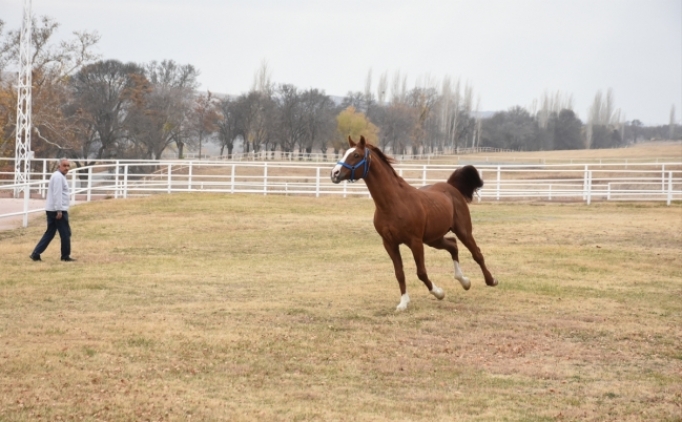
[1,0,681,126]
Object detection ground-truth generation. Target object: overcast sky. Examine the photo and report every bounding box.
[2,0,681,125]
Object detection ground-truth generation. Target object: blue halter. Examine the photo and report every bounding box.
[337,148,371,182]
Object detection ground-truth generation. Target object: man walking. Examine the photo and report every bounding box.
[30,158,76,262]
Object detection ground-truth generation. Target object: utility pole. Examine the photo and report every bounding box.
[14,0,33,197]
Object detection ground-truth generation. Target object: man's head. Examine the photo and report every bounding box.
[58,159,71,175]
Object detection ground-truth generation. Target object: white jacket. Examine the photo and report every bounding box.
[45,170,70,212]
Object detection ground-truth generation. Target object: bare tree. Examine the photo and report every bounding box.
[130,60,199,159]
[215,96,238,158]
[276,84,305,158]
[669,105,677,140]
[299,88,336,159]
[363,69,377,119]
[377,71,388,105]
[0,15,100,159]
[70,60,147,159]
[407,87,438,154]
[587,88,623,148]
[440,76,461,152]
[188,91,218,159]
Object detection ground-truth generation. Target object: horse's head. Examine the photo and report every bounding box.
[330,136,371,183]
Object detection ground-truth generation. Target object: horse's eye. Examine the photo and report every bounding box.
[353,153,359,158]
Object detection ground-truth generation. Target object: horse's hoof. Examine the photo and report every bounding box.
[396,294,410,311]
[487,278,499,287]
[457,276,471,291]
[431,286,445,300]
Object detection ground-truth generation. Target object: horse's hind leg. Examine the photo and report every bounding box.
[408,240,445,301]
[427,237,471,290]
[452,226,498,286]
[382,240,411,311]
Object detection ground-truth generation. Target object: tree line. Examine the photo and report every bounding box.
[1,16,679,165]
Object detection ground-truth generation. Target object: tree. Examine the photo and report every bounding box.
[407,87,438,154]
[276,84,305,157]
[481,106,539,150]
[375,103,416,155]
[627,119,643,143]
[553,109,583,150]
[334,106,379,154]
[299,88,336,160]
[69,60,147,159]
[127,60,198,159]
[215,96,238,158]
[669,105,677,140]
[188,91,218,159]
[586,88,622,149]
[0,16,100,159]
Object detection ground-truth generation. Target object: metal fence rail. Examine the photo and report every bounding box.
[2,160,680,228]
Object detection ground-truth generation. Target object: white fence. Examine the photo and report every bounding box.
[182,146,516,162]
[1,159,680,228]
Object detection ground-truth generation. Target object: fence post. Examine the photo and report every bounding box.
[123,165,129,199]
[22,181,29,228]
[114,161,120,199]
[607,183,611,201]
[586,171,592,205]
[87,166,92,202]
[188,161,193,191]
[231,164,236,194]
[316,167,321,198]
[496,166,501,201]
[583,165,589,200]
[263,163,268,195]
[422,165,427,186]
[41,160,47,197]
[167,163,172,194]
[662,164,666,192]
[71,170,77,203]
[667,171,673,206]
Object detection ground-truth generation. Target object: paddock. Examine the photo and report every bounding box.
[0,193,680,421]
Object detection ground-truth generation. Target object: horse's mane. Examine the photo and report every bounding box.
[366,144,399,178]
[364,144,482,202]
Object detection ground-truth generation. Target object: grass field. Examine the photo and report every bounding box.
[0,192,680,421]
[421,141,682,165]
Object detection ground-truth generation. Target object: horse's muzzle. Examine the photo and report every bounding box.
[330,169,342,184]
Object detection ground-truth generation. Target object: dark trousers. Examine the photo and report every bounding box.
[32,211,71,259]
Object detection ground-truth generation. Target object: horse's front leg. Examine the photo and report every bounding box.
[382,240,410,311]
[408,240,445,301]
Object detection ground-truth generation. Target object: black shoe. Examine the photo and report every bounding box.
[29,254,41,261]
[60,257,76,262]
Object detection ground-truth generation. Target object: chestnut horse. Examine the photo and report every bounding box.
[330,136,498,311]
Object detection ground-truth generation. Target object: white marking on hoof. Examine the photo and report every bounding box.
[396,293,410,311]
[430,285,445,300]
[454,261,471,290]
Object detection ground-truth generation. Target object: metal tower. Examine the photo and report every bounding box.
[14,0,33,196]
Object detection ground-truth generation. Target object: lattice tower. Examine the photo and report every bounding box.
[14,0,33,196]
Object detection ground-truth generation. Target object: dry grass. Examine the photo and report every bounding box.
[421,141,682,165]
[0,193,681,421]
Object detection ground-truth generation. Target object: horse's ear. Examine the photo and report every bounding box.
[359,136,366,148]
[348,136,356,147]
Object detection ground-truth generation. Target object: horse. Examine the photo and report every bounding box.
[330,136,498,311]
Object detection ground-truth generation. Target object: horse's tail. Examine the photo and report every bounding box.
[446,165,483,203]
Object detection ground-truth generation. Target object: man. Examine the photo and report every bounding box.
[30,158,76,262]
